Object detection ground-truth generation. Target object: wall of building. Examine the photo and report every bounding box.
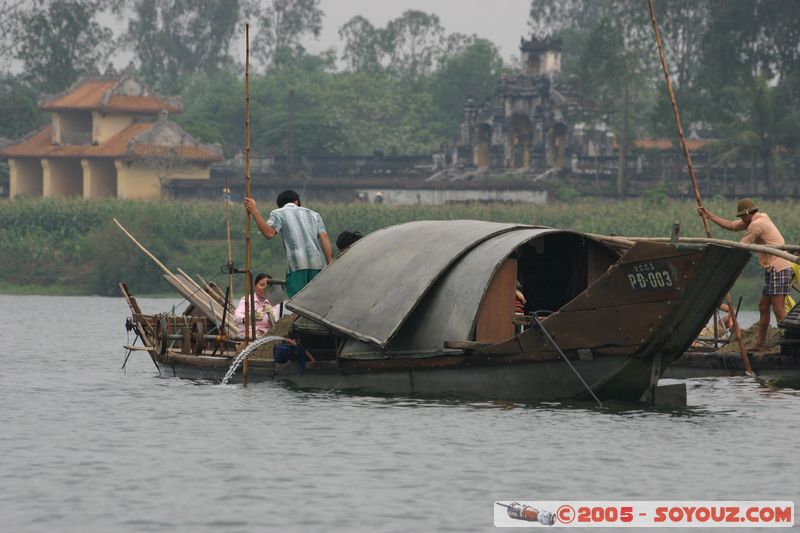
[82,159,117,198]
[56,111,92,145]
[43,158,83,197]
[116,160,211,199]
[9,159,43,198]
[354,188,548,205]
[93,112,137,143]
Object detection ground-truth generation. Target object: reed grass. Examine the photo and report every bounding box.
[1,196,797,304]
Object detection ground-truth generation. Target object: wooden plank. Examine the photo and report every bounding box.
[123,344,155,351]
[475,258,516,343]
[444,340,493,349]
[560,249,703,312]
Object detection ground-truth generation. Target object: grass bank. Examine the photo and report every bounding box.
[1,196,797,306]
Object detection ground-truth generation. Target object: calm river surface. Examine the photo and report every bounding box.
[1,295,798,532]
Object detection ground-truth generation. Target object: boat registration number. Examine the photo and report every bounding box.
[623,260,677,291]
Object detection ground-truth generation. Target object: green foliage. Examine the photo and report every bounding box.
[125,0,243,94]
[14,0,112,93]
[707,76,800,188]
[429,38,505,138]
[174,69,245,156]
[252,0,323,68]
[643,181,671,207]
[0,76,46,139]
[3,197,799,297]
[338,15,384,73]
[178,54,460,156]
[553,185,580,202]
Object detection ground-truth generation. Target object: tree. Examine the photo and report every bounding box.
[338,15,385,73]
[429,38,505,137]
[125,0,242,93]
[699,1,800,119]
[174,69,245,156]
[0,1,26,71]
[383,10,445,81]
[0,76,45,139]
[251,0,323,68]
[711,77,800,191]
[14,1,112,93]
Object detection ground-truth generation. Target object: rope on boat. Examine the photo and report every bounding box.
[531,314,603,407]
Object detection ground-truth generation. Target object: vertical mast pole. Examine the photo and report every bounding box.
[243,23,252,385]
[647,0,753,376]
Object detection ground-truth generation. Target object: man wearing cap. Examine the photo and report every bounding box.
[699,198,792,351]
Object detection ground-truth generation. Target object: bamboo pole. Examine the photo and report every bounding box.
[647,0,754,376]
[176,269,238,333]
[115,218,239,337]
[624,236,800,253]
[587,234,800,264]
[243,22,252,386]
[224,175,234,313]
[114,218,172,275]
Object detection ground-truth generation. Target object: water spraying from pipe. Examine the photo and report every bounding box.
[221,335,285,385]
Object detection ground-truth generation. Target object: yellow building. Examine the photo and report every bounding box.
[0,75,222,199]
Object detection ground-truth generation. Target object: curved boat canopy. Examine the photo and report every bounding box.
[287,220,618,349]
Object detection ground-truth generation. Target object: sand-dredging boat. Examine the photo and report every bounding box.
[120,220,751,403]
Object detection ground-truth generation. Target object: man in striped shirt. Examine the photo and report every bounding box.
[245,190,333,298]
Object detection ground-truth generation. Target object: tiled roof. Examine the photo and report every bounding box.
[0,123,222,162]
[40,78,181,114]
[40,79,117,110]
[104,95,180,113]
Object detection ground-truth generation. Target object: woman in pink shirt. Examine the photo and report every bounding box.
[233,273,277,338]
[700,198,792,351]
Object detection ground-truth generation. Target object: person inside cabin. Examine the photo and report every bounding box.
[514,281,527,315]
[335,230,363,257]
[234,273,278,338]
[699,198,792,352]
[244,190,334,298]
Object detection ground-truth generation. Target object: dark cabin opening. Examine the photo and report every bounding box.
[515,234,619,314]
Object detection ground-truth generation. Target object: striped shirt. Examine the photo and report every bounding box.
[267,203,327,272]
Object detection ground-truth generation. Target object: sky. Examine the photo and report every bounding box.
[311,0,533,62]
[89,0,534,73]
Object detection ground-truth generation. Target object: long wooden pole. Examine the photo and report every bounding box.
[647,0,754,376]
[243,23,252,386]
[224,175,234,312]
[587,234,800,264]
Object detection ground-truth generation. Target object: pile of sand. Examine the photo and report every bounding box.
[719,323,783,355]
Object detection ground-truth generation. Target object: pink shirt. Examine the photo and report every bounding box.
[233,293,277,337]
[732,212,792,272]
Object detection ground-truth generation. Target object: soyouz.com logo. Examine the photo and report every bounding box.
[494,501,794,527]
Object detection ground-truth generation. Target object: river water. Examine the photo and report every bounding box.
[0,295,798,532]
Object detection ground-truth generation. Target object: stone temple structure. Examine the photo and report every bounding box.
[452,36,614,172]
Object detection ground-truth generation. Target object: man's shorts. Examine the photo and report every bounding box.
[762,267,792,296]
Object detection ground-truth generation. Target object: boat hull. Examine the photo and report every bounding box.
[273,354,637,402]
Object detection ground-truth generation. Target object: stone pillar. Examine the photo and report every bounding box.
[41,159,54,197]
[51,115,61,145]
[8,160,19,199]
[81,159,93,199]
[458,98,476,147]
